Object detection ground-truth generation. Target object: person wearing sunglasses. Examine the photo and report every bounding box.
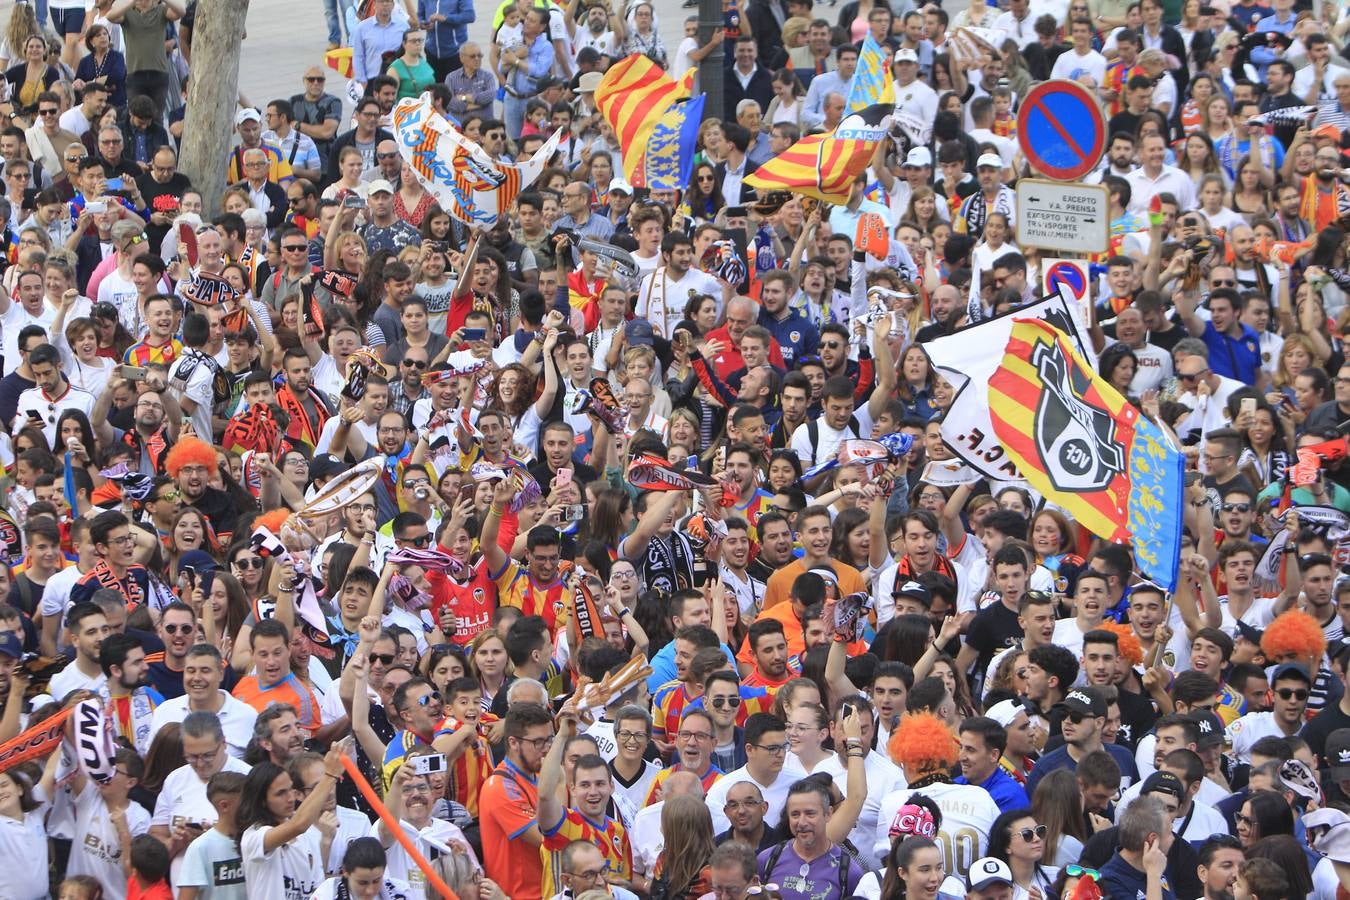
[1172,351,1243,438]
[1024,686,1139,799]
[1227,661,1312,765]
[259,224,320,311]
[380,677,444,789]
[985,809,1059,900]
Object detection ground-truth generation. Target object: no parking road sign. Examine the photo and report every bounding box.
[1017,80,1106,182]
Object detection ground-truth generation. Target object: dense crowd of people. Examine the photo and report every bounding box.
[0,0,1348,898]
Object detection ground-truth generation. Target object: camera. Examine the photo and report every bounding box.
[409,753,447,776]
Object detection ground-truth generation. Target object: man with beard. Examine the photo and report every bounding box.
[315,375,385,457]
[276,347,333,449]
[538,705,633,897]
[1026,686,1139,796]
[15,342,95,447]
[100,632,162,754]
[747,512,795,584]
[164,436,245,538]
[636,231,723,340]
[1196,835,1245,900]
[757,270,819,369]
[149,642,254,757]
[386,345,430,418]
[1300,144,1350,232]
[144,601,200,699]
[49,601,110,698]
[762,779,864,895]
[720,517,767,619]
[481,702,555,900]
[249,703,306,768]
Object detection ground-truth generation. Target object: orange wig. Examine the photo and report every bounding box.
[253,508,292,537]
[1100,621,1144,667]
[888,711,958,777]
[1261,609,1327,663]
[164,437,219,479]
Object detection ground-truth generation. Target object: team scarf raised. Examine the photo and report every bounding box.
[625,453,716,492]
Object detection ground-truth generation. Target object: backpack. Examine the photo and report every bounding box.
[758,840,857,900]
[804,415,861,464]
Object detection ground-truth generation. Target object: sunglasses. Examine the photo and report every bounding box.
[1275,687,1309,701]
[369,652,396,666]
[233,557,266,570]
[709,695,741,709]
[402,359,427,369]
[163,623,194,635]
[1066,866,1100,881]
[1017,825,1047,842]
[1221,503,1251,513]
[282,244,307,252]
[411,690,442,707]
[401,533,432,547]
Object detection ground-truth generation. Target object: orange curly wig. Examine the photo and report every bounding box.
[887,711,958,777]
[253,508,292,536]
[1100,621,1144,667]
[1262,609,1327,662]
[164,437,218,478]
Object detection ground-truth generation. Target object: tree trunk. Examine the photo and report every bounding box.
[178,0,250,215]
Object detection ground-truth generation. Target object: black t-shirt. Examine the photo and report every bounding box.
[1108,111,1145,140]
[136,171,192,250]
[1301,700,1350,768]
[527,461,599,495]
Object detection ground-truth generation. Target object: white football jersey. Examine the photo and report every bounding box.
[874,782,1001,880]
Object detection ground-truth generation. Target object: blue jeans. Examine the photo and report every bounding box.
[323,0,354,45]
[504,91,527,141]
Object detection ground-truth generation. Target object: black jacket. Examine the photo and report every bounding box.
[230,179,289,230]
[745,0,790,69]
[324,127,394,187]
[724,65,776,121]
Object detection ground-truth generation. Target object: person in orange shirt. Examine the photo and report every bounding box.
[231,619,323,733]
[741,619,794,690]
[760,506,867,611]
[738,570,869,672]
[480,701,556,900]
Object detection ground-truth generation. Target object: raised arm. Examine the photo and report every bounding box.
[261,740,350,851]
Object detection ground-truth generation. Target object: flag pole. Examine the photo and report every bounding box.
[698,0,724,121]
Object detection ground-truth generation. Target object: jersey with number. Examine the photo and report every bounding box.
[874,782,999,880]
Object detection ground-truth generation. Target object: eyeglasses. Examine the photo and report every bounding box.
[615,729,646,744]
[677,730,713,742]
[569,865,610,882]
[233,557,265,570]
[106,534,135,546]
[709,695,740,709]
[37,108,56,117]
[1221,503,1251,513]
[1235,813,1254,827]
[369,653,396,665]
[1275,687,1309,701]
[185,743,223,764]
[1017,824,1047,842]
[163,623,194,635]
[152,489,179,501]
[402,359,427,369]
[518,735,555,750]
[1066,866,1100,881]
[750,742,790,754]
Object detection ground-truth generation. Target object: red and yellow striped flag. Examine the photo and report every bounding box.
[744,104,891,205]
[324,47,354,79]
[594,55,694,186]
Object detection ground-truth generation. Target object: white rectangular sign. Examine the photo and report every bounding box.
[1016,178,1109,255]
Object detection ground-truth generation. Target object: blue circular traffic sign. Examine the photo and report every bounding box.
[1046,261,1089,300]
[1017,80,1106,182]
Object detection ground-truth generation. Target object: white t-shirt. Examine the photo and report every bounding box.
[375,818,476,900]
[1,300,57,376]
[0,811,50,900]
[14,381,96,448]
[167,349,216,439]
[312,875,414,900]
[178,827,248,900]
[1224,710,1293,764]
[635,267,721,338]
[149,692,259,759]
[241,823,325,900]
[705,766,798,834]
[153,756,253,884]
[874,783,1000,880]
[789,405,875,470]
[1050,48,1107,85]
[48,659,107,700]
[66,779,152,900]
[98,271,141,335]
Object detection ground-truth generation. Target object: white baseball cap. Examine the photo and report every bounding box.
[904,146,933,168]
[234,107,262,126]
[976,152,1004,169]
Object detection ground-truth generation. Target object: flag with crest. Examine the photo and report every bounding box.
[845,35,895,114]
[645,95,705,192]
[744,103,892,205]
[594,54,696,187]
[987,318,1183,589]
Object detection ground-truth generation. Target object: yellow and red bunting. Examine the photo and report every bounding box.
[324,47,354,79]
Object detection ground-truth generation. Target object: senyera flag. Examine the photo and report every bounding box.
[594,55,695,187]
[744,103,893,205]
[988,318,1183,589]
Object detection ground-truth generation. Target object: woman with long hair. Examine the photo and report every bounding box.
[769,677,823,721]
[1235,790,1294,849]
[1196,173,1243,231]
[682,292,720,338]
[489,361,538,428]
[684,161,726,223]
[4,34,58,116]
[0,767,51,900]
[167,507,216,575]
[652,794,715,899]
[201,571,252,668]
[226,541,269,603]
[1245,835,1312,898]
[1179,131,1225,194]
[896,344,938,422]
[1230,395,1291,485]
[1177,72,1216,138]
[931,654,978,718]
[54,408,98,460]
[588,488,634,560]
[1028,509,1082,569]
[766,67,805,127]
[237,744,348,899]
[904,187,944,236]
[1273,332,1323,393]
[986,809,1058,900]
[394,162,434,227]
[785,703,833,774]
[1204,93,1232,144]
[875,835,946,900]
[0,3,40,71]
[667,408,703,459]
[468,629,510,712]
[322,147,369,202]
[766,449,804,493]
[880,613,934,667]
[971,211,1018,274]
[829,506,872,573]
[1030,770,1087,866]
[424,644,469,697]
[1230,155,1271,221]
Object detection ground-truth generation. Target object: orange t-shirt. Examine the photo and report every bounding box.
[480,759,544,900]
[736,593,869,669]
[760,558,867,611]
